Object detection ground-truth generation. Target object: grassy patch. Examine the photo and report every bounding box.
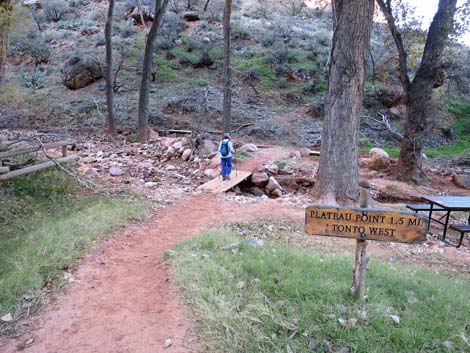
[154,54,179,82]
[233,53,277,88]
[233,151,252,159]
[0,169,148,315]
[425,137,470,158]
[425,99,470,158]
[171,231,470,353]
[383,148,400,158]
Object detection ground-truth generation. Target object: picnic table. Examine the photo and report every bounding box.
[421,196,470,246]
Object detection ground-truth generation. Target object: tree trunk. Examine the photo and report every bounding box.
[0,0,12,83]
[137,0,169,142]
[378,0,457,183]
[397,0,457,182]
[223,0,232,134]
[314,0,374,204]
[105,0,117,137]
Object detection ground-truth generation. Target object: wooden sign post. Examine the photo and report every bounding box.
[305,182,427,300]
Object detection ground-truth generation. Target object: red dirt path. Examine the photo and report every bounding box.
[2,195,301,353]
[1,147,301,353]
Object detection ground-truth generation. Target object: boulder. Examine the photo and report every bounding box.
[161,137,179,147]
[62,56,103,90]
[172,140,183,151]
[453,174,470,189]
[250,187,265,197]
[166,146,176,157]
[85,168,99,178]
[200,139,217,156]
[271,188,283,198]
[148,128,160,141]
[251,172,269,187]
[305,103,325,118]
[109,166,124,177]
[299,147,311,157]
[181,148,192,161]
[182,11,200,21]
[265,163,279,176]
[358,158,370,168]
[240,143,258,153]
[275,175,299,191]
[265,176,282,193]
[368,148,390,170]
[209,154,221,169]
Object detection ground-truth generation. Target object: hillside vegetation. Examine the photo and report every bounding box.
[1,0,469,154]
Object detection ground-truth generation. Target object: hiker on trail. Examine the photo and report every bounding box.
[219,132,235,181]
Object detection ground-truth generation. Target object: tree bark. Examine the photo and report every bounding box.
[378,0,457,183]
[314,0,374,204]
[0,0,12,83]
[223,0,232,134]
[105,0,117,137]
[137,0,169,142]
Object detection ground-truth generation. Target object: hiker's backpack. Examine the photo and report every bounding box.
[220,140,229,157]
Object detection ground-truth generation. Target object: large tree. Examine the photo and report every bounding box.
[105,0,117,137]
[223,0,232,133]
[314,0,375,204]
[377,0,458,183]
[0,0,11,83]
[137,0,170,142]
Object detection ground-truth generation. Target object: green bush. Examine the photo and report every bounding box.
[56,19,94,30]
[21,71,45,89]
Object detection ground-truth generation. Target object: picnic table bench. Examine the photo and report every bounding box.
[407,196,470,247]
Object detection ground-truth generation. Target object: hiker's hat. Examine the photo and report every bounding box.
[223,132,230,139]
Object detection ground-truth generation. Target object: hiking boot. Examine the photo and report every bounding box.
[226,175,231,180]
[222,176,227,181]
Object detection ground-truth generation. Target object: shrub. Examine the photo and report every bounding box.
[68,0,90,7]
[205,0,224,22]
[21,71,45,89]
[43,0,72,22]
[56,19,94,30]
[282,0,306,16]
[9,31,51,65]
[161,11,186,43]
[89,8,107,21]
[116,20,138,38]
[232,22,251,40]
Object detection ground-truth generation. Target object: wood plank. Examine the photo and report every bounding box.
[0,155,78,180]
[0,140,76,159]
[305,205,428,243]
[199,170,252,193]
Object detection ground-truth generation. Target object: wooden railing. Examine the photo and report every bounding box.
[0,139,77,181]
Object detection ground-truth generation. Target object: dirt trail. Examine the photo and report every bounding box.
[1,147,300,353]
[3,146,469,353]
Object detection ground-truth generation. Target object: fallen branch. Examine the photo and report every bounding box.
[235,123,254,133]
[378,112,404,140]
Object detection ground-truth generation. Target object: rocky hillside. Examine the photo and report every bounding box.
[1,0,469,150]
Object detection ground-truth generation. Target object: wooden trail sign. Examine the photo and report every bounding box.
[305,205,428,243]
